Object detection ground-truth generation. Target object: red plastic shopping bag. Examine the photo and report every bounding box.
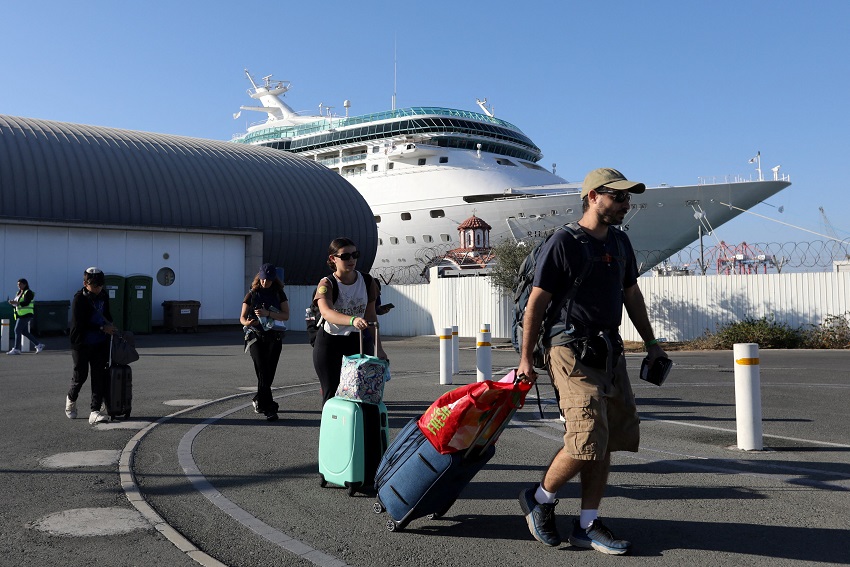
[417,370,531,454]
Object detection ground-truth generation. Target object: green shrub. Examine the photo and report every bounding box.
[689,316,803,350]
[801,312,850,349]
[488,239,534,294]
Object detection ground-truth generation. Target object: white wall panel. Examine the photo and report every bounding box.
[285,271,850,342]
[1,222,247,327]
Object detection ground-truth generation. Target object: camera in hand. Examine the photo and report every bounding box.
[640,356,673,386]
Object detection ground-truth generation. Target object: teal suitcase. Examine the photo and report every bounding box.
[318,398,389,496]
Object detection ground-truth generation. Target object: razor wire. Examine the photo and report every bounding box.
[370,238,850,284]
[638,238,850,275]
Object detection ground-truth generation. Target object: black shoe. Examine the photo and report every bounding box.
[265,413,279,422]
[518,484,561,546]
[569,519,631,555]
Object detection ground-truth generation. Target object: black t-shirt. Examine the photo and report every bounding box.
[533,226,638,332]
[243,287,287,310]
[243,287,288,327]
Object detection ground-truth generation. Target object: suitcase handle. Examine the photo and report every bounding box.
[358,321,379,355]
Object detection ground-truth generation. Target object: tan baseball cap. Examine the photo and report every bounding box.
[581,168,646,199]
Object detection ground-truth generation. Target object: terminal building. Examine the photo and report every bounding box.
[0,115,377,328]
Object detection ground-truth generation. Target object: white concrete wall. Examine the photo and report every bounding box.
[1,223,248,325]
[284,271,850,342]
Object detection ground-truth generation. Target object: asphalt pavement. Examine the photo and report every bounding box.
[1,330,848,567]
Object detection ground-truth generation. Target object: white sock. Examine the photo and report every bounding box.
[535,484,557,504]
[580,509,598,530]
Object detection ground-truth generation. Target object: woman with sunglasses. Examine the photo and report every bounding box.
[312,238,386,404]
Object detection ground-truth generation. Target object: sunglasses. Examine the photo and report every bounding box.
[334,251,361,261]
[595,189,631,203]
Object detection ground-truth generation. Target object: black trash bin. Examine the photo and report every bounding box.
[162,300,201,332]
[33,300,71,335]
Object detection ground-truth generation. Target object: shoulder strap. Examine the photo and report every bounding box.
[361,271,375,302]
[543,223,594,339]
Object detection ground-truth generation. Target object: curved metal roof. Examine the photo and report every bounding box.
[0,115,377,285]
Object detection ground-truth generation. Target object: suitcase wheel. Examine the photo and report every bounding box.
[373,501,385,514]
[124,408,131,419]
[385,519,400,532]
[319,474,327,488]
[426,512,441,520]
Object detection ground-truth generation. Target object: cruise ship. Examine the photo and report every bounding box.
[231,71,791,282]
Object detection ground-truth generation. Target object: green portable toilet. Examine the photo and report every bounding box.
[124,275,153,334]
[104,274,125,331]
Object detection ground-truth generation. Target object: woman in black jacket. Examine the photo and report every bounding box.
[65,267,116,424]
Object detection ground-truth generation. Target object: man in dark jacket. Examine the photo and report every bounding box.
[65,267,116,424]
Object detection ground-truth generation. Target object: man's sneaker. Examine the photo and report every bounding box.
[88,411,110,425]
[65,396,77,419]
[252,400,260,414]
[265,412,279,422]
[6,348,21,355]
[518,485,561,547]
[35,343,46,353]
[569,519,631,555]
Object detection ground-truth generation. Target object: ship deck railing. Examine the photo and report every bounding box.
[231,107,524,145]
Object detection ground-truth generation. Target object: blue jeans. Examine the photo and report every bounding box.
[14,317,39,350]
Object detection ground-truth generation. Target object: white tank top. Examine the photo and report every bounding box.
[323,271,368,336]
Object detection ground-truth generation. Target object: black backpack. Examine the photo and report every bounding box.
[511,222,625,369]
[306,271,373,346]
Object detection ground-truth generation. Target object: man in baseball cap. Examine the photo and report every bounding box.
[580,167,646,200]
[517,166,665,555]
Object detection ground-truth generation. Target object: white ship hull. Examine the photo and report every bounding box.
[231,71,791,281]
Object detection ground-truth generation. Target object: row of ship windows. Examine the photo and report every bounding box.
[374,210,445,223]
[366,156,450,172]
[377,208,450,245]
[378,234,452,246]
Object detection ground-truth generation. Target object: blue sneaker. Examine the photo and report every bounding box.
[518,485,561,547]
[569,519,631,555]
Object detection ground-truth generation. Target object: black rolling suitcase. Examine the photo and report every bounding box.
[105,335,133,419]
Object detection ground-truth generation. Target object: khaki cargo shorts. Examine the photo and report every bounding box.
[547,345,640,460]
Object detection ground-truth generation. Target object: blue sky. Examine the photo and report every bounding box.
[3,0,849,251]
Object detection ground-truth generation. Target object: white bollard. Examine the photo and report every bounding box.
[22,334,31,352]
[451,325,459,375]
[1,319,9,351]
[476,325,492,382]
[439,327,453,385]
[733,343,763,451]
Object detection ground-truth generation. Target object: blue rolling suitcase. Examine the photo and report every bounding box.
[372,418,497,531]
[318,398,389,496]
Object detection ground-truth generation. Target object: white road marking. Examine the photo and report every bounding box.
[119,382,347,567]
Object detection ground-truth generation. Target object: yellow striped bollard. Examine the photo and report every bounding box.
[733,343,763,450]
[476,323,492,382]
[440,327,453,385]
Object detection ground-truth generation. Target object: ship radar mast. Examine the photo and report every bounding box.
[237,69,298,124]
[476,98,494,117]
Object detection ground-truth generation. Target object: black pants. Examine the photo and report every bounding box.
[69,343,109,412]
[248,332,283,415]
[312,328,371,404]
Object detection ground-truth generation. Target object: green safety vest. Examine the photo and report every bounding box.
[14,291,34,318]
